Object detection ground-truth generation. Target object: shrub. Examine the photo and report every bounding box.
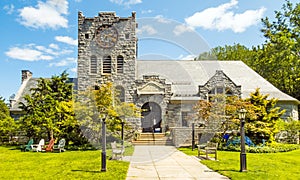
[220,142,300,153]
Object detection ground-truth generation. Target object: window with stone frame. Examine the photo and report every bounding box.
[117,55,124,73]
[90,55,97,74]
[103,56,112,73]
[208,86,233,102]
[181,112,188,127]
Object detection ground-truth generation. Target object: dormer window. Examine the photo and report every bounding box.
[208,86,234,102]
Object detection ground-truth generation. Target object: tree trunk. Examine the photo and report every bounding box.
[48,130,54,140]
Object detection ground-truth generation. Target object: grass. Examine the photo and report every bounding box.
[179,147,300,180]
[0,145,134,179]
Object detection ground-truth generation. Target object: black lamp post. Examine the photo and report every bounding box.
[192,122,195,151]
[238,108,247,172]
[121,119,125,146]
[101,115,107,172]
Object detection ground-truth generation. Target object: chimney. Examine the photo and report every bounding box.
[21,70,32,84]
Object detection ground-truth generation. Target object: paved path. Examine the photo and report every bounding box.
[126,146,229,180]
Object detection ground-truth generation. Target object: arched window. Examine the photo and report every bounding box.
[117,55,124,73]
[115,86,125,102]
[90,55,97,74]
[103,56,111,73]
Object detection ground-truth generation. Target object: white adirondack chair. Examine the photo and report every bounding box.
[31,139,45,152]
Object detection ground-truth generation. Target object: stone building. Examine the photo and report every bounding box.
[10,12,299,146]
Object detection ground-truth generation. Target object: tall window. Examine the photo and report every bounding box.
[103,56,111,73]
[117,55,124,73]
[90,55,97,74]
[181,112,188,127]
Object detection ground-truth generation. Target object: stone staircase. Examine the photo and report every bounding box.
[132,133,173,146]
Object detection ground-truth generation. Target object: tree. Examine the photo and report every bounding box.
[75,82,140,147]
[0,97,17,142]
[245,88,286,144]
[194,94,254,135]
[196,43,256,66]
[258,0,300,101]
[193,89,286,145]
[19,72,77,140]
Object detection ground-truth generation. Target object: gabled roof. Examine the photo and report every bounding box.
[137,60,299,103]
[10,78,38,111]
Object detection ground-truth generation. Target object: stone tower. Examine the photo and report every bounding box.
[77,11,137,102]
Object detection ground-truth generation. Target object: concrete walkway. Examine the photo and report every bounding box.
[126,146,229,180]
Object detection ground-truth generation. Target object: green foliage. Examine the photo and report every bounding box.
[0,97,17,141]
[277,119,300,143]
[245,88,285,144]
[257,1,300,101]
[19,72,79,142]
[193,95,253,142]
[197,43,257,66]
[194,89,287,145]
[75,82,140,146]
[220,143,300,153]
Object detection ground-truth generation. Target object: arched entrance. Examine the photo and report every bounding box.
[141,102,162,133]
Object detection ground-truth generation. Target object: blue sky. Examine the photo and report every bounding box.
[0,0,295,101]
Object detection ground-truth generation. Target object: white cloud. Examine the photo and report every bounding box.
[36,44,73,56]
[5,46,53,61]
[5,42,74,62]
[173,24,194,36]
[49,43,59,49]
[3,4,14,14]
[141,9,152,14]
[137,25,157,35]
[154,15,171,24]
[18,0,68,29]
[110,0,142,7]
[55,36,77,46]
[49,57,77,67]
[185,0,266,33]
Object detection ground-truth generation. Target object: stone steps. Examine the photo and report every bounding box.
[132,133,173,146]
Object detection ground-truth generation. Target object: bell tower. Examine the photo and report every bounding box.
[77,11,137,102]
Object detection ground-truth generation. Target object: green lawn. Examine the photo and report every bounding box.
[0,146,133,179]
[179,148,300,180]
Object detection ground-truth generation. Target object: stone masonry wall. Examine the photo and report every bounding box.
[78,12,137,102]
[171,127,217,147]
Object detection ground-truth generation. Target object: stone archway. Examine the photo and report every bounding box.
[141,102,162,133]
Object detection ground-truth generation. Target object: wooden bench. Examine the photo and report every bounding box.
[198,141,218,160]
[111,141,124,160]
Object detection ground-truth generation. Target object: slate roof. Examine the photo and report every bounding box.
[137,60,299,102]
[10,78,39,111]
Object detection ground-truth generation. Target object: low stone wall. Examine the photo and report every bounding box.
[171,127,216,147]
